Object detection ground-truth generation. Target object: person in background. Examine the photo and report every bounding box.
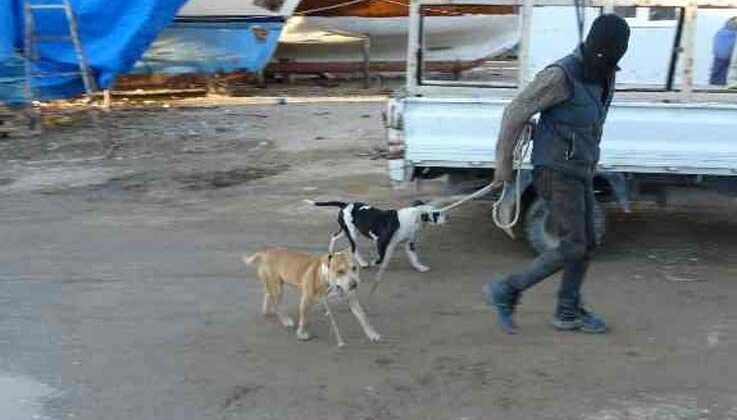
[483,14,630,335]
[729,19,737,88]
[710,17,737,86]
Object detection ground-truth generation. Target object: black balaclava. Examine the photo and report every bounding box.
[581,14,630,84]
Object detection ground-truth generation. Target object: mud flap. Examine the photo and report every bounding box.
[493,169,533,239]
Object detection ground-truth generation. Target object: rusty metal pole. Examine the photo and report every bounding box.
[405,0,422,94]
[680,0,697,101]
[103,89,112,110]
[518,0,534,87]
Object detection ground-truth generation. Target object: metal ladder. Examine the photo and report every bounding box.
[23,0,96,103]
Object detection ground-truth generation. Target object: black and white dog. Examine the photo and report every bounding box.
[305,199,446,292]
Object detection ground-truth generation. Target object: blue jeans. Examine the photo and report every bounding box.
[710,57,731,86]
[504,168,596,319]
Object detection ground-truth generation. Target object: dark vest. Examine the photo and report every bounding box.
[531,49,615,179]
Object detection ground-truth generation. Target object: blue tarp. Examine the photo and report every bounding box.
[1,0,188,103]
[0,0,17,59]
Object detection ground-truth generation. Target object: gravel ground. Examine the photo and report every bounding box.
[1,94,736,420]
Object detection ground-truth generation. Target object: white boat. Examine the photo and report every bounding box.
[275,14,519,72]
[178,0,280,17]
[178,0,520,73]
[134,0,285,76]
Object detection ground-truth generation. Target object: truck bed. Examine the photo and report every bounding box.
[398,93,737,176]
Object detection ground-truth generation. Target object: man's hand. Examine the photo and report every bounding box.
[493,168,513,184]
[490,179,505,191]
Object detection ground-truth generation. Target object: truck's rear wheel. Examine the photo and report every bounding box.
[523,196,606,255]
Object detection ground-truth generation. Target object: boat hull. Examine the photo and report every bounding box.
[131,17,285,76]
[273,15,519,71]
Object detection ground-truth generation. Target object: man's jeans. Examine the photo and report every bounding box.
[505,167,596,319]
[711,57,731,85]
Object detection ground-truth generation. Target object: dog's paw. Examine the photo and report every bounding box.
[366,331,382,343]
[415,265,430,273]
[296,329,312,341]
[281,317,295,329]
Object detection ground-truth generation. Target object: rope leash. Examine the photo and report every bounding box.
[434,134,532,230]
[492,135,532,229]
[435,182,499,213]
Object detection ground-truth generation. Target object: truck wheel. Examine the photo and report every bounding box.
[523,196,606,255]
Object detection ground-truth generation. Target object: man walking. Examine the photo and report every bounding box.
[710,17,737,86]
[483,14,630,335]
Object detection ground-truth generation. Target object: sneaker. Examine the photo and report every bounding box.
[482,281,519,335]
[552,307,608,334]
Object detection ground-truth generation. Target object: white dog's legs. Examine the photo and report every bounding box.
[320,297,346,348]
[345,226,369,268]
[328,231,344,254]
[348,235,369,268]
[347,294,381,343]
[370,242,397,296]
[352,251,369,269]
[405,241,430,272]
[331,229,369,268]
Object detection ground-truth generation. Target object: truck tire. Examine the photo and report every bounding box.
[523,196,606,255]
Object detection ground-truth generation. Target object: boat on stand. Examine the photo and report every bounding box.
[167,0,520,76]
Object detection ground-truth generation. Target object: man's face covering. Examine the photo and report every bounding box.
[582,14,631,83]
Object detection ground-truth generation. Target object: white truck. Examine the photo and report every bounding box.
[384,0,737,253]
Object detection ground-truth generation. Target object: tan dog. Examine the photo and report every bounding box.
[243,248,381,347]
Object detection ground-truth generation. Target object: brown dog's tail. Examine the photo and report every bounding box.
[242,252,263,267]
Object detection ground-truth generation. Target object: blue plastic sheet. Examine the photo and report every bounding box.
[0,0,19,60]
[0,55,25,104]
[1,0,188,103]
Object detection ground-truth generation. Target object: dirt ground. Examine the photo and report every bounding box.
[1,91,737,420]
